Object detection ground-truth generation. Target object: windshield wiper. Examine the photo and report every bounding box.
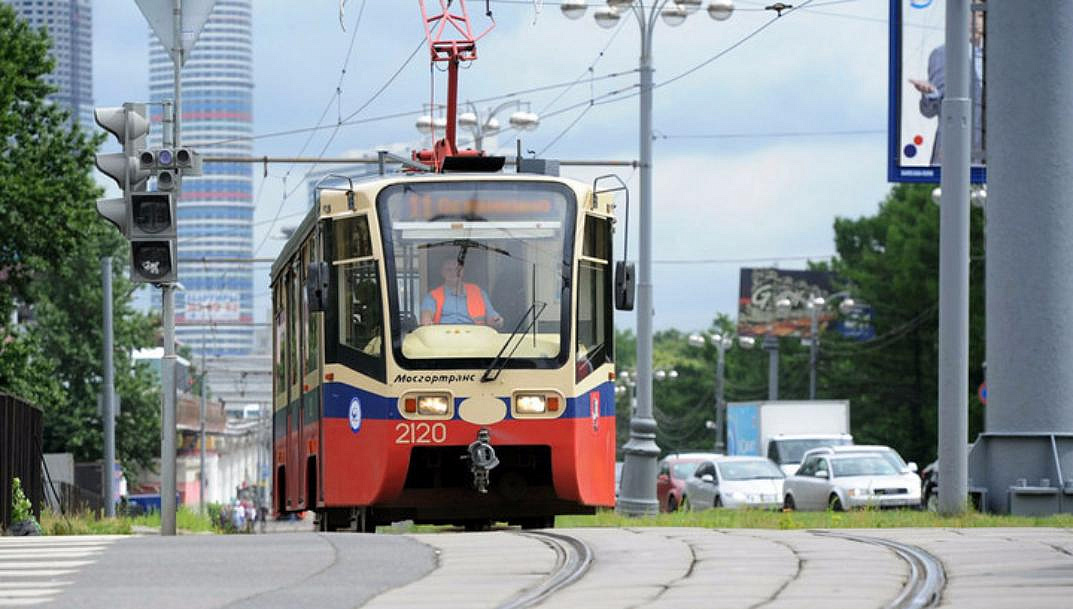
[481,301,547,383]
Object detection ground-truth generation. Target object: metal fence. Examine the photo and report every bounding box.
[1,393,44,529]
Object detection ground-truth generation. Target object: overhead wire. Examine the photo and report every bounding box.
[536,0,819,154]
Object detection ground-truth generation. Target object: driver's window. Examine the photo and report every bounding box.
[576,215,613,382]
[798,457,816,476]
[816,459,829,476]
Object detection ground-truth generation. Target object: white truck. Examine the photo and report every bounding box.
[726,400,853,475]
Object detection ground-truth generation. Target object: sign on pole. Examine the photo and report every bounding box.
[888,0,988,183]
[135,0,217,66]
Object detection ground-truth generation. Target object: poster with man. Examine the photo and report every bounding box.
[889,0,986,183]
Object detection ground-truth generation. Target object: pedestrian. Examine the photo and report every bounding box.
[230,499,245,533]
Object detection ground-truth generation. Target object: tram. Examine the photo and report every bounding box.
[269,1,633,530]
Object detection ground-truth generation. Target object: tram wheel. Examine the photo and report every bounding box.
[518,516,555,530]
[463,519,491,532]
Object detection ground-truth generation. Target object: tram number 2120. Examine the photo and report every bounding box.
[395,422,448,445]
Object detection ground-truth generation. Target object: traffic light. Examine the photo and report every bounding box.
[130,192,177,283]
[139,147,203,192]
[94,103,178,283]
[94,103,149,236]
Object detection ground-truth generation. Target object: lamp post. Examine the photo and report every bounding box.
[417,101,539,151]
[806,292,856,400]
[689,331,754,452]
[562,0,735,517]
[762,297,791,400]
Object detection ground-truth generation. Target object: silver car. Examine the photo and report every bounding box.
[682,456,785,510]
[783,453,922,511]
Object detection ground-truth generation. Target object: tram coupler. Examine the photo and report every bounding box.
[464,428,500,494]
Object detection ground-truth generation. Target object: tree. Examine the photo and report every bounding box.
[822,183,986,466]
[0,5,161,473]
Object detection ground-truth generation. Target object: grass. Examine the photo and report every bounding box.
[556,508,1073,529]
[38,506,220,536]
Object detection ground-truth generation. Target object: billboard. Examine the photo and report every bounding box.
[182,291,241,322]
[889,0,987,183]
[737,268,873,340]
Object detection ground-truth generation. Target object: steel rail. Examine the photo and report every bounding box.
[811,531,945,609]
[497,530,592,609]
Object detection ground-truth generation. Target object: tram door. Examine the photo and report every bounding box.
[300,237,324,509]
[287,262,303,510]
[273,283,287,513]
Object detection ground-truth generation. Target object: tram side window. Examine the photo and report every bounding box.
[334,215,373,260]
[577,215,613,381]
[274,284,285,392]
[340,261,382,357]
[304,241,319,375]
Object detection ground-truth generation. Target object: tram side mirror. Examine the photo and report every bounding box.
[307,261,330,312]
[615,261,635,311]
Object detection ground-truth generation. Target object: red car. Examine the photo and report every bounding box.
[657,452,721,512]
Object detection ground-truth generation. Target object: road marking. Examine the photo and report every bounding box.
[0,536,120,607]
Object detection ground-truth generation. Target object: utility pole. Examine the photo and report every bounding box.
[199,334,206,515]
[937,0,971,516]
[101,257,116,518]
[713,338,726,453]
[971,0,1073,514]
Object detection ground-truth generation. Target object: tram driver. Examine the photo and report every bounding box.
[420,258,504,328]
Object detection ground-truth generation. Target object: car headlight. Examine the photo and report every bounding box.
[417,395,450,416]
[847,488,871,497]
[515,394,547,414]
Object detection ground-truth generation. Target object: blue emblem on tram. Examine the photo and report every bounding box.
[348,397,363,433]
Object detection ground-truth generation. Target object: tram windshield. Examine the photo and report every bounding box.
[378,181,575,369]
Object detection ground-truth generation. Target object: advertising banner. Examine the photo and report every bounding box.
[889,0,987,183]
[737,268,834,338]
[182,290,241,322]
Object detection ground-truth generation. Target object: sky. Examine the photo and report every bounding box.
[91,0,905,334]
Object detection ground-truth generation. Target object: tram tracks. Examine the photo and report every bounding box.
[811,531,946,609]
[496,530,593,609]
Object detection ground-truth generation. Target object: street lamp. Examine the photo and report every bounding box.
[561,0,734,518]
[418,101,539,152]
[806,292,857,400]
[689,331,754,452]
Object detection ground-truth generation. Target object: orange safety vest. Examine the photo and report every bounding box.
[430,283,487,324]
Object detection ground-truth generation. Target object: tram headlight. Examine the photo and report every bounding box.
[515,394,547,414]
[417,395,450,416]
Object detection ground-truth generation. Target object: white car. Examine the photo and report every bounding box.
[783,452,922,511]
[682,456,785,510]
[799,444,918,475]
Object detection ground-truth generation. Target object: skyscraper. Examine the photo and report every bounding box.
[149,0,254,356]
[5,0,93,127]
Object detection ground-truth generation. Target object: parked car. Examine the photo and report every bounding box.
[921,460,938,511]
[682,456,785,511]
[657,452,720,512]
[783,451,922,511]
[799,445,918,476]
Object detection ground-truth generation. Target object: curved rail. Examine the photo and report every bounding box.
[812,531,945,609]
[496,530,593,609]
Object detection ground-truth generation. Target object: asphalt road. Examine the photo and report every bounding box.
[4,527,1073,609]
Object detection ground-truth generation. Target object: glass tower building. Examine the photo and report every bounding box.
[149,0,254,356]
[5,0,93,127]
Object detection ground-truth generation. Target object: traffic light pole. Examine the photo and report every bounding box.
[160,0,183,536]
[101,257,116,518]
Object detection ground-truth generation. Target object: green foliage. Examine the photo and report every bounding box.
[0,5,161,473]
[11,477,33,524]
[557,508,1073,530]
